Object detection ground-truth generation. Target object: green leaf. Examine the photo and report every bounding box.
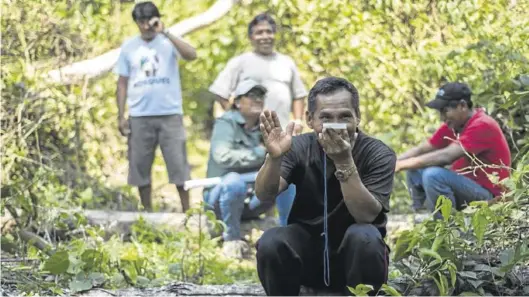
[431,234,445,252]
[473,264,493,272]
[67,255,83,275]
[471,210,488,245]
[43,250,70,275]
[88,272,106,287]
[499,248,515,266]
[81,249,97,271]
[419,248,443,263]
[458,271,478,279]
[437,195,452,221]
[150,278,167,287]
[348,284,374,296]
[69,279,93,293]
[447,262,457,287]
[136,276,150,288]
[467,279,485,289]
[393,230,414,261]
[381,284,402,296]
[431,274,444,296]
[491,267,506,277]
[110,273,126,287]
[120,246,139,262]
[122,265,137,284]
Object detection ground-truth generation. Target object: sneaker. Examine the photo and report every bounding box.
[222,240,250,259]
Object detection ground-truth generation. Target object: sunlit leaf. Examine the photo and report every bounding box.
[43,251,70,275]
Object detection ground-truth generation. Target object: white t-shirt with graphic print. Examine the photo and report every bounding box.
[115,34,183,117]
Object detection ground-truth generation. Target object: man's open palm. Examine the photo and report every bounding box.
[260,110,294,158]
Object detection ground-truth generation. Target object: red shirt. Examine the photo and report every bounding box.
[428,108,511,197]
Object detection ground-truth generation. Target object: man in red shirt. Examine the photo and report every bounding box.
[396,82,511,219]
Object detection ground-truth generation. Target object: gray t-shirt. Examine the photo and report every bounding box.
[209,51,308,129]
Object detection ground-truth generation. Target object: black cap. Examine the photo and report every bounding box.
[425,82,472,110]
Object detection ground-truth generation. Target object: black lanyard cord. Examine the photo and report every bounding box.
[322,151,330,287]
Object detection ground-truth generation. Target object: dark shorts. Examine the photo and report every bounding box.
[127,114,190,186]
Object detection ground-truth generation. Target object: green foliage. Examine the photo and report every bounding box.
[391,159,529,295]
[2,0,529,295]
[43,250,70,275]
[6,206,257,294]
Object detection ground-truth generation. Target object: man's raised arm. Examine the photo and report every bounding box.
[255,155,288,202]
[254,110,295,202]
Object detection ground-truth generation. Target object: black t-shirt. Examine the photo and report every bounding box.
[280,130,396,249]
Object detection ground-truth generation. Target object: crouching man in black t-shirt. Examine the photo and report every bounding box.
[254,77,397,296]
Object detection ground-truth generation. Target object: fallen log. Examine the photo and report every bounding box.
[82,209,425,239]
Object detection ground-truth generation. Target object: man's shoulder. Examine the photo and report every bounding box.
[290,133,316,153]
[227,52,252,63]
[273,52,297,65]
[217,110,238,121]
[356,132,396,159]
[473,109,501,128]
[293,132,315,144]
[464,109,503,137]
[216,110,247,127]
[120,36,141,51]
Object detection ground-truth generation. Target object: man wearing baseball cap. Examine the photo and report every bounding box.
[203,79,296,258]
[395,82,511,219]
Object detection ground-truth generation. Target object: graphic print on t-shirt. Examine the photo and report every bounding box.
[115,35,184,116]
[132,48,170,88]
[139,49,160,77]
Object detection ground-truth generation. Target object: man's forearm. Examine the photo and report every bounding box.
[398,152,451,171]
[255,155,282,202]
[398,142,436,160]
[398,146,424,160]
[117,83,127,120]
[163,31,197,60]
[336,160,382,223]
[216,95,231,111]
[292,98,305,120]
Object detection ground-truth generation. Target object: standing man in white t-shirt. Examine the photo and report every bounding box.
[115,1,197,212]
[209,13,308,226]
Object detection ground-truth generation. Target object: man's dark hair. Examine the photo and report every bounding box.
[248,13,277,36]
[307,77,360,118]
[132,1,161,21]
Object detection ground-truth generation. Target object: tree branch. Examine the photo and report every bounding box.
[44,0,238,85]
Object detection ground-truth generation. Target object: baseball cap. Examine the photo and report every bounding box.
[425,82,472,110]
[233,79,267,98]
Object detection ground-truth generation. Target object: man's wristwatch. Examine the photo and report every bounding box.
[335,165,358,182]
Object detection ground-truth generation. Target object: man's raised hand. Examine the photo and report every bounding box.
[259,110,294,158]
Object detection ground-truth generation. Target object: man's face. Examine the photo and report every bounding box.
[439,102,467,130]
[249,21,275,55]
[307,89,358,142]
[136,18,157,40]
[239,90,265,120]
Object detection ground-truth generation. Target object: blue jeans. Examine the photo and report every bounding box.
[406,166,493,219]
[204,172,296,241]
